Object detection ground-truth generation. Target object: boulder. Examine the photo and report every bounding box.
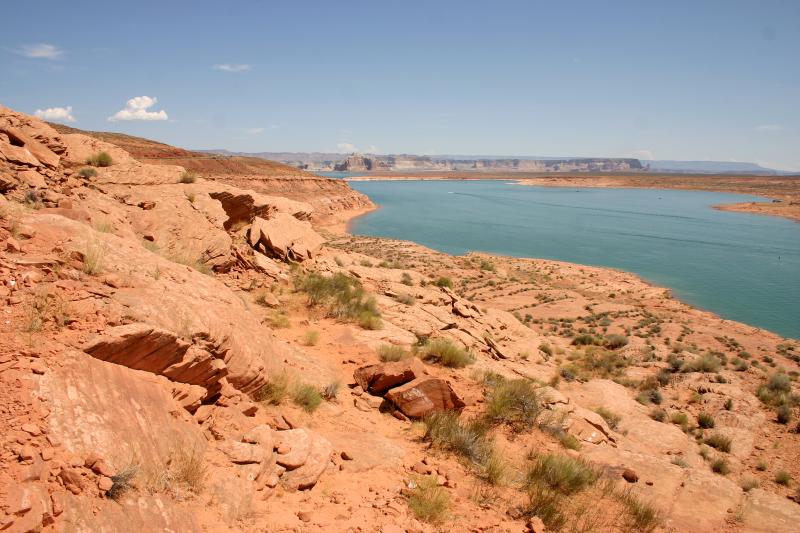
[274,428,312,469]
[248,213,324,262]
[353,358,427,395]
[281,432,333,491]
[384,377,465,419]
[218,441,267,464]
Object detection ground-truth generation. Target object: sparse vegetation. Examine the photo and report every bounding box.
[698,412,715,429]
[757,373,796,407]
[254,371,290,405]
[775,470,791,486]
[401,272,413,286]
[78,167,97,178]
[484,378,541,432]
[406,475,450,523]
[82,240,105,275]
[711,458,730,475]
[421,337,474,368]
[85,151,113,167]
[433,276,453,289]
[321,380,340,401]
[292,383,323,413]
[296,272,382,330]
[704,433,732,453]
[301,329,320,346]
[741,477,759,492]
[377,344,411,362]
[108,463,138,500]
[594,407,622,430]
[179,171,197,183]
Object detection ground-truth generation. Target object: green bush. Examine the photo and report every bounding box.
[85,151,113,167]
[572,334,600,346]
[422,338,474,368]
[484,379,541,432]
[756,373,795,407]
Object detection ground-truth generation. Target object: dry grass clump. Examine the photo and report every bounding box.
[594,406,622,430]
[144,447,207,496]
[292,383,323,413]
[179,171,197,183]
[407,475,450,523]
[301,329,320,346]
[254,371,290,405]
[524,454,661,532]
[704,433,732,453]
[395,293,415,305]
[296,272,382,330]
[711,457,730,475]
[82,240,105,275]
[421,337,474,368]
[484,377,542,432]
[775,470,792,485]
[320,380,340,402]
[377,344,411,362]
[267,312,291,329]
[697,412,715,429]
[85,151,113,167]
[22,286,70,343]
[107,463,138,500]
[756,373,797,407]
[433,276,453,288]
[78,167,97,178]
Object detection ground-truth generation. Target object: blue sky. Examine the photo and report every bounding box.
[2,0,798,170]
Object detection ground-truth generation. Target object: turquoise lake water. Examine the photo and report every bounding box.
[346,179,800,340]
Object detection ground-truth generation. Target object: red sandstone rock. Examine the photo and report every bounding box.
[353,358,428,395]
[384,377,465,419]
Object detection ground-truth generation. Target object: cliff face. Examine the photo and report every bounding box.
[333,153,390,172]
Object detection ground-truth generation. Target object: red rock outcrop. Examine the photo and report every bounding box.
[384,377,465,419]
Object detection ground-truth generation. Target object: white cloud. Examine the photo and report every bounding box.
[213,64,251,72]
[754,124,783,132]
[246,127,265,135]
[34,106,75,122]
[108,96,168,121]
[629,149,654,161]
[19,43,62,59]
[337,142,356,153]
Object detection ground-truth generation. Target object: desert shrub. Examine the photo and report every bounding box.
[525,454,598,496]
[525,483,566,530]
[698,412,715,429]
[604,334,629,350]
[377,344,410,362]
[145,447,207,495]
[636,388,662,405]
[724,398,734,410]
[704,433,732,453]
[422,338,474,368]
[649,408,667,422]
[775,470,791,485]
[480,452,507,486]
[407,475,450,523]
[616,487,662,532]
[433,276,453,289]
[107,463,138,500]
[594,407,621,430]
[776,405,793,424]
[292,383,322,413]
[756,373,796,407]
[296,272,381,329]
[401,272,413,286]
[267,312,290,329]
[86,151,113,167]
[395,293,415,305]
[254,371,289,405]
[539,343,553,357]
[82,241,104,275]
[301,329,320,346]
[711,458,730,475]
[741,477,759,492]
[179,171,197,184]
[684,354,721,373]
[423,411,492,465]
[321,380,340,401]
[756,460,768,471]
[78,167,97,178]
[572,334,600,346]
[559,433,581,450]
[670,412,689,429]
[484,378,541,432]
